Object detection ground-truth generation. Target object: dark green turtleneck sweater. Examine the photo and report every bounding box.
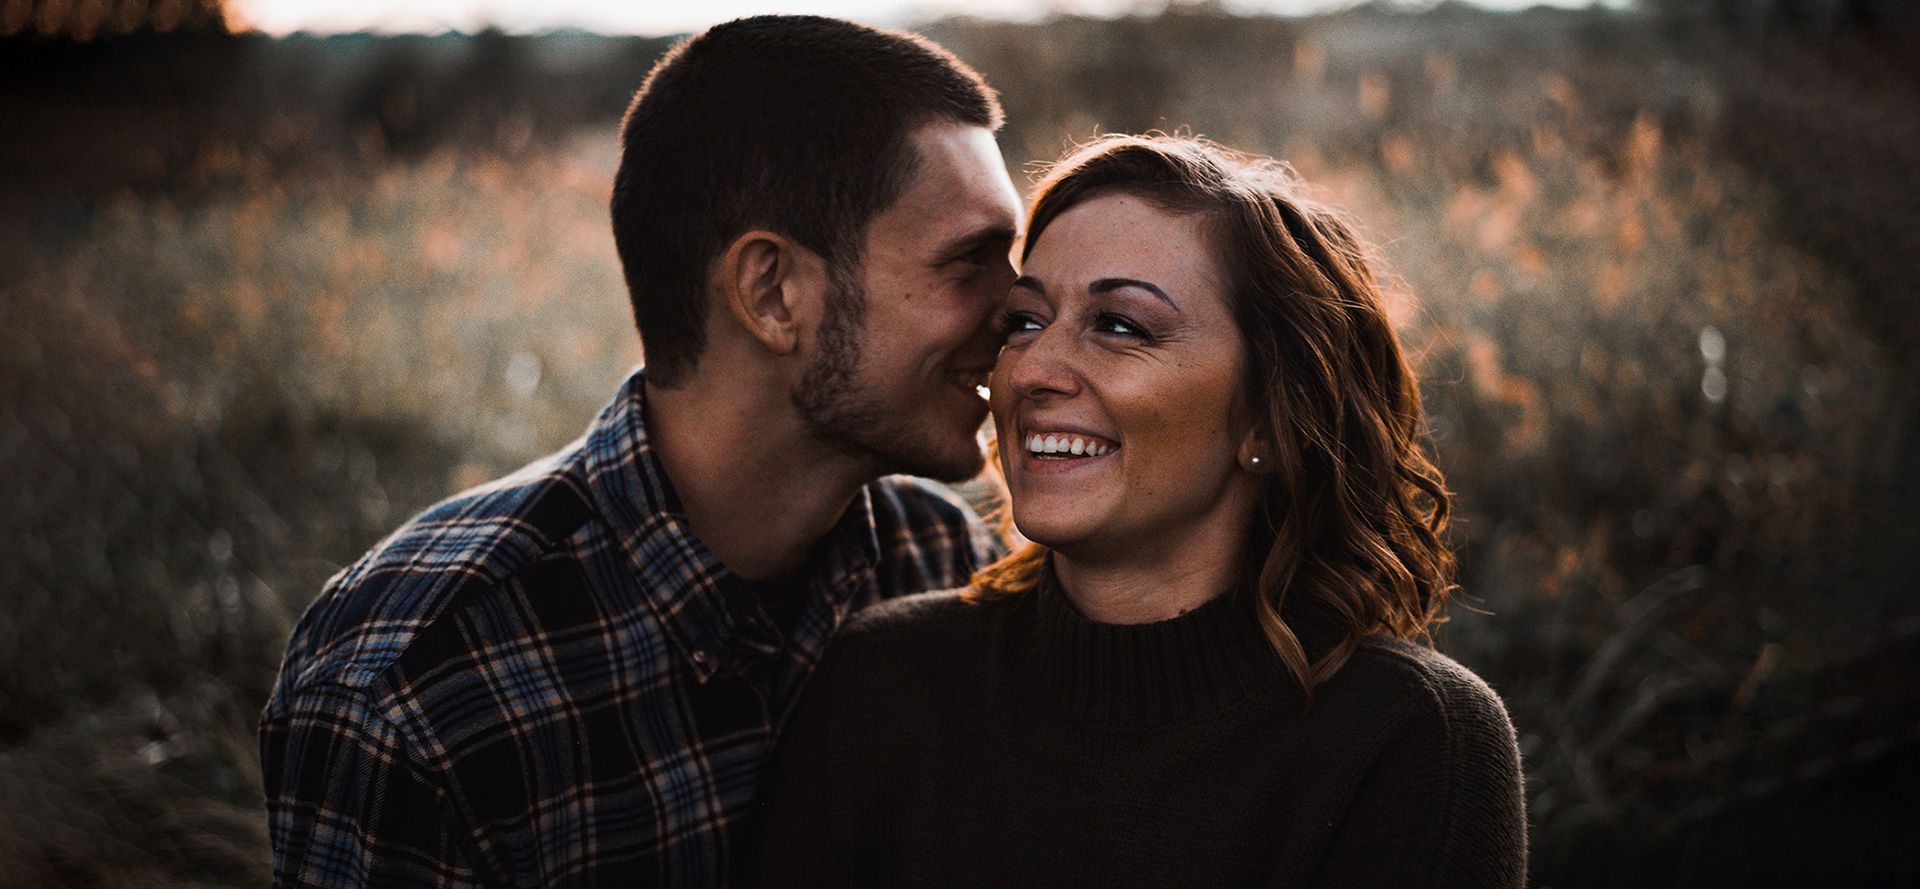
[755,580,1527,888]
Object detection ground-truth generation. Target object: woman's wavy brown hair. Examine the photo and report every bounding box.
[971,133,1456,694]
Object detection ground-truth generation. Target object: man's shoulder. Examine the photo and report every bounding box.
[866,474,984,527]
[864,475,1004,595]
[269,443,608,706]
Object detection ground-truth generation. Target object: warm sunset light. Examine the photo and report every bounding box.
[226,0,1623,35]
[8,1,1913,885]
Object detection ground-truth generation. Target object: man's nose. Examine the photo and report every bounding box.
[973,258,1017,316]
[961,261,1020,356]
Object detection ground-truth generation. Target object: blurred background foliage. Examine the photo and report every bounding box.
[3,1,1918,886]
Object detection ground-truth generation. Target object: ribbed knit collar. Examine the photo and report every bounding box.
[1031,567,1299,726]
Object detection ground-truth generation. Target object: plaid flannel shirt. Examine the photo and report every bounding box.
[260,368,1002,888]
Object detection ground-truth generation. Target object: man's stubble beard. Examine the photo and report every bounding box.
[792,267,985,483]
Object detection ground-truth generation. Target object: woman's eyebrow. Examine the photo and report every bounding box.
[1012,274,1045,293]
[1090,277,1180,311]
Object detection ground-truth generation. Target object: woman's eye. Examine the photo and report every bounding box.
[1095,313,1150,340]
[998,310,1043,338]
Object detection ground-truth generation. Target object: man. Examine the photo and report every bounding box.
[260,16,1022,887]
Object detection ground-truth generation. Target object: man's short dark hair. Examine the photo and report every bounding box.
[610,15,1004,387]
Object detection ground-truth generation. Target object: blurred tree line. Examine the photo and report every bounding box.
[1,0,229,39]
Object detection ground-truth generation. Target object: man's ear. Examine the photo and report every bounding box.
[716,230,822,356]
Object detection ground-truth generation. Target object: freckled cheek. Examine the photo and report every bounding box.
[1111,363,1242,497]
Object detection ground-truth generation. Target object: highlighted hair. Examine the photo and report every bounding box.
[971,134,1455,694]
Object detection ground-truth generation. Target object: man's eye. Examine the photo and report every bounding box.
[957,244,1005,271]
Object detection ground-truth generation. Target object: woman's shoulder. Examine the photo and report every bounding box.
[1328,636,1517,739]
[1305,639,1529,884]
[839,587,1006,641]
[844,587,985,632]
[802,589,1018,721]
[823,588,1016,668]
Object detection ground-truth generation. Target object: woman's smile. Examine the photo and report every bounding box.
[1015,425,1121,475]
[1023,431,1117,458]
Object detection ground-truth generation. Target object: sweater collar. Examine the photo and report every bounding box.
[1031,565,1303,726]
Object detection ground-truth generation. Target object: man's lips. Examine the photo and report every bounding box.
[946,369,991,393]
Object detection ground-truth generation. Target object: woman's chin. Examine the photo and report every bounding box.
[1010,510,1100,553]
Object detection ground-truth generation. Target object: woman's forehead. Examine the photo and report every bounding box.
[1024,194,1225,298]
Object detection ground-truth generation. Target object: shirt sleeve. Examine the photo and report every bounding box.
[260,683,484,889]
[1310,671,1529,889]
[964,503,1008,568]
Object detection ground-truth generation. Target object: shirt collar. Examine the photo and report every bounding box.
[581,367,879,681]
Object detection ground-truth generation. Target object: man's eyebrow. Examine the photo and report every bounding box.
[941,224,1019,256]
[1090,277,1180,311]
[1012,274,1045,293]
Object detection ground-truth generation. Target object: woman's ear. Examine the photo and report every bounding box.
[717,230,823,356]
[1237,429,1274,474]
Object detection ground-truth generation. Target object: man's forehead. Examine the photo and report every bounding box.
[885,123,1021,237]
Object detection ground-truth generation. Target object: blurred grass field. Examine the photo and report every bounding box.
[4,4,1919,886]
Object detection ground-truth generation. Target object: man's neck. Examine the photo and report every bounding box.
[644,374,878,581]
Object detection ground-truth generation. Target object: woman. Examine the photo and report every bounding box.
[756,134,1526,887]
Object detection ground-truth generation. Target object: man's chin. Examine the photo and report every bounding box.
[797,380,987,481]
[880,439,986,484]
[856,396,989,482]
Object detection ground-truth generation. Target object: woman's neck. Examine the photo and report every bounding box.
[1052,523,1249,625]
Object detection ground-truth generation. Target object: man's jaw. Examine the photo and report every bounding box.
[945,367,991,398]
[798,387,988,484]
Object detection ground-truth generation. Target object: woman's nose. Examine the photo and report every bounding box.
[1002,330,1082,401]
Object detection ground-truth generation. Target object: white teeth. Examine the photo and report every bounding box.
[1024,432,1116,457]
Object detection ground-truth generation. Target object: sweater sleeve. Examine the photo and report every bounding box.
[1310,664,1528,889]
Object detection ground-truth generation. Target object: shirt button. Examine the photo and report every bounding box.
[691,649,711,666]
